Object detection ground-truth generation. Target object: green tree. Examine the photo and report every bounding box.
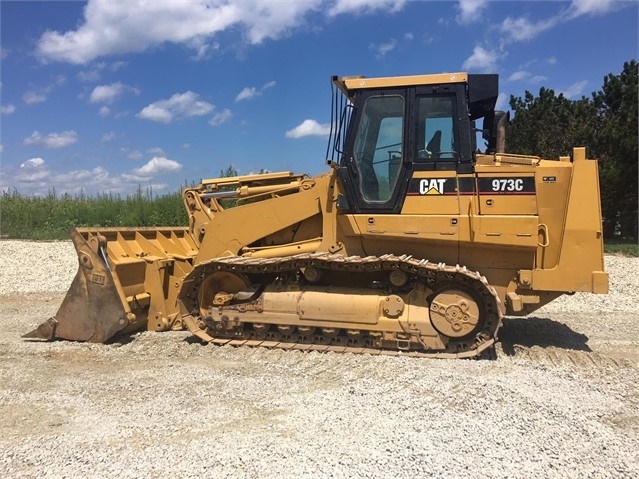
[218,163,239,209]
[220,163,238,178]
[507,88,595,159]
[591,60,638,238]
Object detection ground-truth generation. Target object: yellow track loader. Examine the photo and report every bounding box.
[25,72,608,358]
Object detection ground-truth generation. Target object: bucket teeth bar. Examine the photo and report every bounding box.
[23,229,132,343]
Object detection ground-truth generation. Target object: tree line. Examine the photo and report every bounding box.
[506,60,638,240]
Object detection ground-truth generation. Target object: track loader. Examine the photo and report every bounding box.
[25,72,608,358]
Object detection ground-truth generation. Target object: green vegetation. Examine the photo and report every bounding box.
[0,187,187,240]
[603,239,639,257]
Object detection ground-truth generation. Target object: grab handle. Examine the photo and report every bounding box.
[538,223,550,248]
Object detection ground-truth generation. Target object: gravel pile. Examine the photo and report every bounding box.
[0,240,77,294]
[1,240,638,478]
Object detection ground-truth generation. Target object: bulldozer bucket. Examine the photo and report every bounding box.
[24,229,137,343]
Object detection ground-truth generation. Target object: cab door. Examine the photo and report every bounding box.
[401,89,462,238]
[337,88,409,213]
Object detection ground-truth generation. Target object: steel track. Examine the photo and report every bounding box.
[180,253,503,359]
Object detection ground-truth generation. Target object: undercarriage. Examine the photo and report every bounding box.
[179,253,502,359]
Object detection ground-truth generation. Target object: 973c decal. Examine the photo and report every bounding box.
[478,177,535,195]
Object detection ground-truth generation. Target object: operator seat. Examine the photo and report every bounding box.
[358,160,379,201]
[426,130,442,156]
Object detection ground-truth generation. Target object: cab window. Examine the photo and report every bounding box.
[415,95,458,169]
[353,95,404,202]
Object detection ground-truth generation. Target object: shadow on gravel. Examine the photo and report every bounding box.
[107,334,137,346]
[500,316,591,356]
[184,336,208,346]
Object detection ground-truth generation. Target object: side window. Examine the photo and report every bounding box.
[416,96,458,168]
[353,95,404,202]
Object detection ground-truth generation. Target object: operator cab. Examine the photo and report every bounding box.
[328,72,500,213]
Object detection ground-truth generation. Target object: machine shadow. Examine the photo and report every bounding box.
[499,316,592,356]
[107,334,137,346]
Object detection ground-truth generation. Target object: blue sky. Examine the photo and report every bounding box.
[1,0,637,196]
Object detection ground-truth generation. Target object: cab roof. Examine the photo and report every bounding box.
[332,72,469,100]
[332,72,498,120]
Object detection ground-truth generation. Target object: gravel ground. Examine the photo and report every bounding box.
[1,240,638,478]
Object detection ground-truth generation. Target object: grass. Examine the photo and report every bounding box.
[0,188,187,240]
[603,238,639,257]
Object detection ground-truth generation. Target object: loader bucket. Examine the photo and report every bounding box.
[24,229,138,343]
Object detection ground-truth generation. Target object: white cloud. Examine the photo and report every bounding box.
[209,108,233,126]
[285,119,331,139]
[235,80,276,102]
[500,0,623,44]
[462,45,498,72]
[191,41,220,61]
[147,147,166,156]
[122,148,143,160]
[4,158,181,195]
[500,16,559,42]
[568,0,619,18]
[56,166,134,193]
[77,61,128,82]
[100,131,117,143]
[90,83,121,103]
[456,0,488,25]
[328,0,406,16]
[35,0,325,64]
[21,157,46,168]
[78,64,104,82]
[1,104,16,114]
[15,158,49,184]
[23,91,47,105]
[508,71,529,82]
[507,64,547,85]
[90,82,138,104]
[58,166,107,184]
[371,31,415,57]
[21,76,66,105]
[370,38,397,57]
[137,91,213,123]
[34,1,413,65]
[561,80,588,99]
[529,75,548,84]
[132,157,183,176]
[99,106,110,117]
[230,1,324,44]
[236,87,258,102]
[15,165,50,183]
[23,130,78,149]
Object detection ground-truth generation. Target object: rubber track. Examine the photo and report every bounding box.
[181,252,503,359]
